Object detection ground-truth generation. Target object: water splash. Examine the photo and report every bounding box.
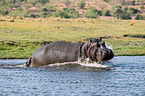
[0,58,114,69]
[77,58,112,68]
[47,62,78,67]
[106,43,113,51]
[46,58,113,69]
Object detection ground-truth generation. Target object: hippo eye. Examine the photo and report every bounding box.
[102,42,105,46]
[97,44,100,47]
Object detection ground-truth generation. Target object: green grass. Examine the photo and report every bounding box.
[105,38,145,56]
[0,17,145,59]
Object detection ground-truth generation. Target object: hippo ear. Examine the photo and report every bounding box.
[99,37,102,41]
[90,39,93,44]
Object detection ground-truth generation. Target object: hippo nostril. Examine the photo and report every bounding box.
[105,50,108,53]
[103,50,108,54]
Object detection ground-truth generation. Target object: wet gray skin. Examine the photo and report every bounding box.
[26,38,114,67]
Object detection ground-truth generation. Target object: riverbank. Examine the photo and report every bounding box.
[0,17,145,59]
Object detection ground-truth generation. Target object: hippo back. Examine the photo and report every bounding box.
[31,41,81,66]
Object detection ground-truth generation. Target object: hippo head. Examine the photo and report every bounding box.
[86,38,114,62]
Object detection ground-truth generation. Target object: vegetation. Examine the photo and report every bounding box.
[77,0,86,9]
[0,0,144,59]
[53,8,79,18]
[102,9,110,16]
[120,7,132,20]
[84,6,99,18]
[62,0,71,6]
[135,14,145,20]
[0,17,145,58]
[0,0,144,19]
[113,5,139,20]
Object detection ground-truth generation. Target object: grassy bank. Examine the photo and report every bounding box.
[0,17,145,59]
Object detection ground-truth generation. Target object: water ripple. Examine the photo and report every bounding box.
[0,56,145,95]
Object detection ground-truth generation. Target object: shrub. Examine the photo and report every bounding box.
[84,10,98,18]
[113,5,122,18]
[135,14,145,20]
[27,0,50,6]
[129,7,140,14]
[84,6,99,18]
[114,7,132,20]
[21,8,29,17]
[0,6,9,15]
[63,8,79,18]
[102,9,110,16]
[53,10,69,18]
[77,0,86,9]
[117,7,132,19]
[29,14,40,18]
[40,13,50,18]
[121,7,132,19]
[98,10,102,16]
[53,8,79,18]
[120,12,132,19]
[42,8,48,12]
[8,7,29,17]
[0,9,9,15]
[9,9,21,17]
[38,4,56,12]
[62,0,71,6]
[38,7,46,12]
[84,11,98,18]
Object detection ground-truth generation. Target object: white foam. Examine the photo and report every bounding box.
[106,43,113,51]
[77,58,109,68]
[45,58,110,68]
[16,64,26,68]
[47,62,109,68]
[78,62,109,68]
[47,62,77,67]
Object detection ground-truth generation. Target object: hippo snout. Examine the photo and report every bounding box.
[96,49,114,62]
[102,49,114,61]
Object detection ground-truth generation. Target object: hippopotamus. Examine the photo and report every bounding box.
[26,38,114,67]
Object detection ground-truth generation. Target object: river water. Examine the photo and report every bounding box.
[0,56,145,96]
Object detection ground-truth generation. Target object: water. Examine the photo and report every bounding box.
[0,56,145,96]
